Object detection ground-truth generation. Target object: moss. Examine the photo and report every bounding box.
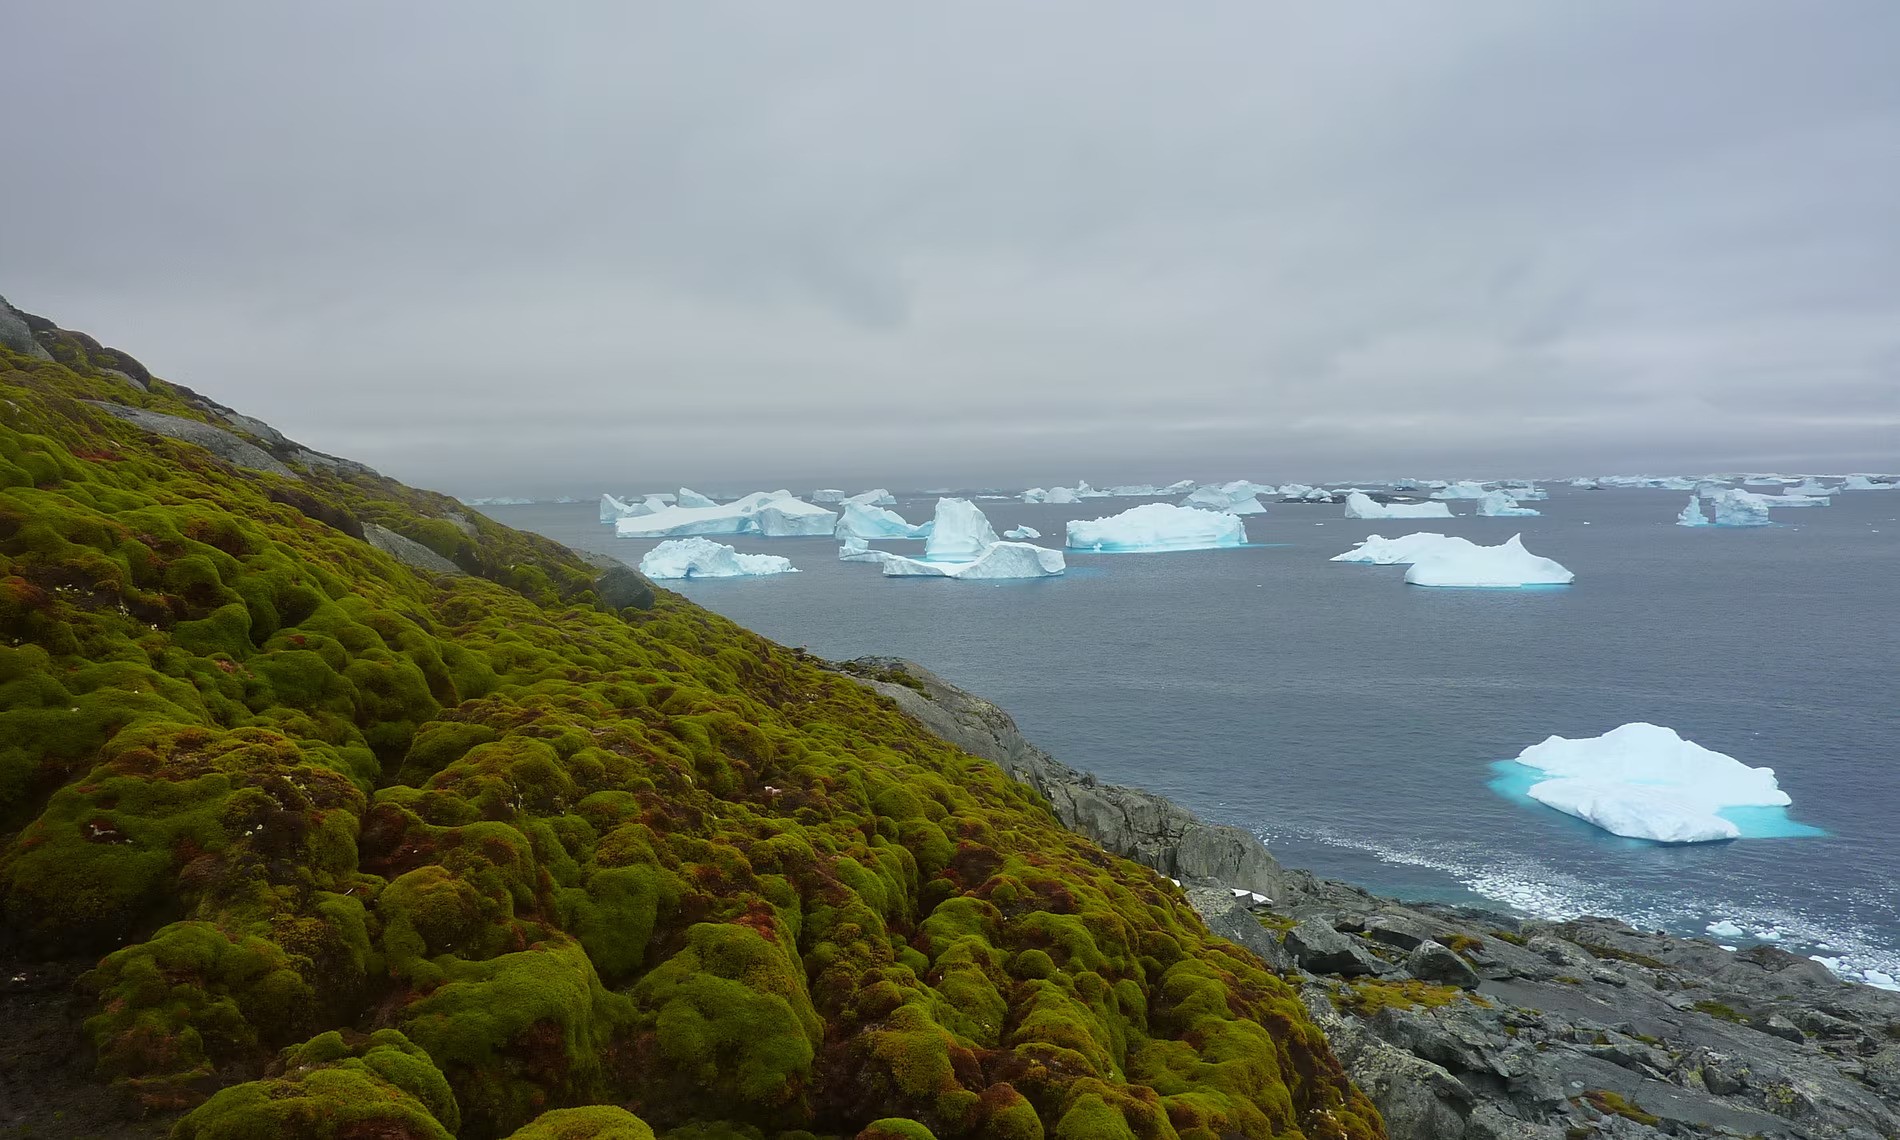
[1440,933,1483,955]
[1579,1089,1659,1127]
[505,1106,657,1139]
[1576,941,1668,970]
[857,1121,939,1140]
[0,328,1385,1140]
[1332,979,1470,1018]
[1489,929,1527,946]
[171,1029,458,1139]
[1693,999,1745,1023]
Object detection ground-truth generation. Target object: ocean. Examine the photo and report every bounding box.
[486,487,1900,985]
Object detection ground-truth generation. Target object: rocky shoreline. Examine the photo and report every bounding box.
[840,657,1900,1140]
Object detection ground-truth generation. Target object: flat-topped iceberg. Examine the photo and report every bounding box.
[614,490,837,538]
[1706,488,1773,527]
[1431,480,1489,500]
[676,487,718,508]
[1107,484,1160,497]
[924,498,1001,561]
[1476,490,1540,517]
[1330,532,1482,565]
[878,541,1065,579]
[1067,503,1247,552]
[1003,525,1041,539]
[1182,481,1269,514]
[1676,496,1710,527]
[1769,494,1830,508]
[1508,723,1793,843]
[812,489,847,504]
[835,500,930,539]
[1403,534,1573,587]
[639,537,797,580]
[1343,492,1453,520]
[1783,479,1834,497]
[1841,474,1898,491]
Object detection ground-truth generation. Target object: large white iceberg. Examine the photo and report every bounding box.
[1067,503,1247,552]
[1431,480,1489,500]
[614,490,837,538]
[1330,532,1482,565]
[1343,492,1453,520]
[676,487,718,508]
[878,541,1065,579]
[812,489,847,504]
[638,537,797,580]
[1403,534,1573,587]
[1476,490,1540,517]
[600,493,636,523]
[1511,723,1792,843]
[1003,525,1041,539]
[835,500,930,539]
[923,498,1002,561]
[1676,496,1710,527]
[1706,488,1773,527]
[1044,486,1081,504]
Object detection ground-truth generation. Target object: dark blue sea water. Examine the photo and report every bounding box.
[489,488,1900,985]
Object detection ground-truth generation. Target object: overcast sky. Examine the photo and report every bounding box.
[8,2,1898,495]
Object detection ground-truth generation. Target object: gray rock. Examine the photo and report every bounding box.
[1409,941,1481,990]
[1751,1013,1805,1043]
[363,524,462,575]
[1182,886,1295,974]
[0,296,53,361]
[1285,919,1384,977]
[99,367,145,391]
[1300,985,1475,1140]
[839,657,1287,901]
[1525,935,1593,969]
[1462,1103,1562,1140]
[84,401,296,477]
[593,563,656,611]
[289,447,380,477]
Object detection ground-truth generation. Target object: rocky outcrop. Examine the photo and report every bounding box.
[0,296,54,362]
[363,523,462,574]
[852,658,1900,1140]
[574,550,657,611]
[84,401,297,477]
[840,657,1287,902]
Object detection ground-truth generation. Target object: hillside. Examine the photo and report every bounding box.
[0,297,1382,1140]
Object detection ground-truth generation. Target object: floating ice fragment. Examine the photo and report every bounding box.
[639,537,797,579]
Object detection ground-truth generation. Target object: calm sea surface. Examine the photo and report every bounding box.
[488,488,1900,983]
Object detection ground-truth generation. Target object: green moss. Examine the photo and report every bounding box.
[1693,999,1745,1023]
[1332,979,1472,1018]
[1579,1089,1659,1126]
[505,1105,657,1139]
[0,329,1384,1140]
[857,1120,939,1140]
[171,1029,458,1139]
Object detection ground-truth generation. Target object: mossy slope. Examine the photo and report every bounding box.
[0,308,1383,1140]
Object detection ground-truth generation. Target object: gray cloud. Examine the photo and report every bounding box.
[6,0,1897,495]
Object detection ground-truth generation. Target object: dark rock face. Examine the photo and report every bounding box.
[839,656,1288,901]
[362,523,462,574]
[854,659,1900,1140]
[572,551,657,612]
[0,296,54,361]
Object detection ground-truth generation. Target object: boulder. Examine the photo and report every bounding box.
[85,400,296,477]
[1284,919,1384,976]
[0,296,54,361]
[363,524,462,575]
[1408,941,1481,990]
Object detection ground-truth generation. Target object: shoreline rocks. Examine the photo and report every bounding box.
[843,657,1900,1140]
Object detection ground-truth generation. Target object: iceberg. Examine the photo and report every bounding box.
[921,498,1002,561]
[1067,503,1247,552]
[835,500,930,539]
[1019,487,1047,503]
[1509,723,1792,843]
[1706,920,1747,939]
[600,493,636,522]
[1653,476,1698,491]
[638,537,797,580]
[676,487,718,508]
[877,541,1065,579]
[1841,474,1898,491]
[1430,480,1489,500]
[1676,496,1710,527]
[614,490,837,538]
[1343,492,1453,520]
[1329,532,1482,565]
[812,489,847,504]
[1276,483,1334,502]
[844,488,898,507]
[1783,479,1834,497]
[1003,525,1041,539]
[1768,494,1830,508]
[837,537,888,563]
[1158,479,1197,494]
[1182,480,1274,514]
[1706,488,1773,527]
[1498,483,1548,501]
[1044,487,1081,504]
[1108,484,1160,497]
[1476,490,1540,517]
[1403,534,1573,587]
